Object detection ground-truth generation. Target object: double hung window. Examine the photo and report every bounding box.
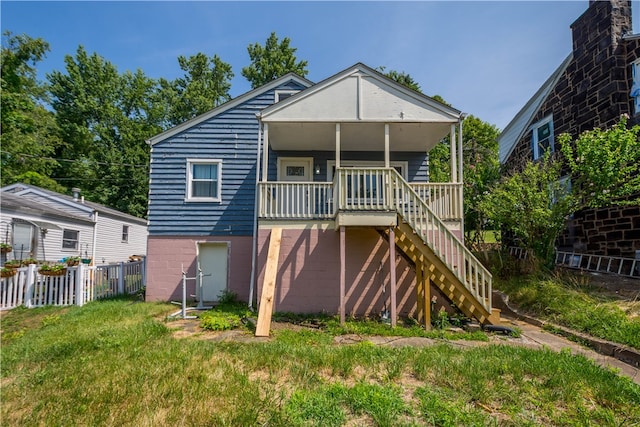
[186,160,222,202]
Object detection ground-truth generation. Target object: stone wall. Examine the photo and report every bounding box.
[558,202,640,258]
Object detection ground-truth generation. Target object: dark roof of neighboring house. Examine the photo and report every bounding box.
[497,54,573,164]
[1,183,147,226]
[0,191,93,225]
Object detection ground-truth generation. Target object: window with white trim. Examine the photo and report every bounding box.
[631,58,640,115]
[62,229,79,250]
[531,116,554,160]
[186,160,222,202]
[122,225,129,243]
[275,90,298,102]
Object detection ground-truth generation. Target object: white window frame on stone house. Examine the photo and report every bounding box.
[531,115,554,160]
[631,58,640,116]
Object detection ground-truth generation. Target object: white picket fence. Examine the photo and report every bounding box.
[0,259,146,310]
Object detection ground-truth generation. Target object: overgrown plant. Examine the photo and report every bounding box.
[559,115,640,208]
[479,153,570,268]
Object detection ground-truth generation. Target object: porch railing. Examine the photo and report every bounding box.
[257,176,463,221]
[336,167,491,312]
[258,181,334,219]
[1,258,146,310]
[410,183,463,221]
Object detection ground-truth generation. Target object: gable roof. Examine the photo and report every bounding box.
[498,54,573,164]
[259,62,462,123]
[0,191,93,225]
[1,183,147,225]
[146,73,314,145]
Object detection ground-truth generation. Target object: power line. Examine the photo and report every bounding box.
[0,150,149,168]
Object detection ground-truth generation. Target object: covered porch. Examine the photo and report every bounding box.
[251,65,495,333]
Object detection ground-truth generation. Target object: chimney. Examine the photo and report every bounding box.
[72,188,81,202]
[571,0,632,56]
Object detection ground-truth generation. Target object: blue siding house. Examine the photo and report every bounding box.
[146,63,500,329]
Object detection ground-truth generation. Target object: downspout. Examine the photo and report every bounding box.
[248,115,263,310]
[91,211,98,264]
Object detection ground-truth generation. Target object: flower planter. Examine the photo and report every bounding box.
[39,268,67,277]
[1,269,17,278]
[0,247,12,254]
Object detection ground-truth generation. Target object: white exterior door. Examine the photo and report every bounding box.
[277,157,313,217]
[197,243,228,302]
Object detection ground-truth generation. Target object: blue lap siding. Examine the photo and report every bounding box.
[148,80,309,236]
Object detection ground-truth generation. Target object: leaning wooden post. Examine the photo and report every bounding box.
[255,228,282,337]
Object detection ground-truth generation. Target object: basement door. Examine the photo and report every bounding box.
[197,242,229,302]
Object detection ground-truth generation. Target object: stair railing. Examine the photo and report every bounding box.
[336,167,492,312]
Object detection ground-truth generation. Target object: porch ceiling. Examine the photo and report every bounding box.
[268,122,451,152]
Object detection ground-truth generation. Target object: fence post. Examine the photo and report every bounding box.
[76,263,85,306]
[118,262,125,295]
[141,256,146,288]
[24,264,36,308]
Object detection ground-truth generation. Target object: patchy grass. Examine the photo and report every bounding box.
[496,273,640,350]
[1,297,639,426]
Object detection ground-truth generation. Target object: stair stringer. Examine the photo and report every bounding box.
[394,221,498,325]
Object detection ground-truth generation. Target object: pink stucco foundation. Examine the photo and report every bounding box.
[256,226,418,317]
[146,235,252,302]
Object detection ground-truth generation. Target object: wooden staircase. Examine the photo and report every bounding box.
[383,169,500,325]
[387,220,500,325]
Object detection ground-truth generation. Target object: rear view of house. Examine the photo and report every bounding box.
[146,63,499,327]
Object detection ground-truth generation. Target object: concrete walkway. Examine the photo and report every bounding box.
[332,316,640,385]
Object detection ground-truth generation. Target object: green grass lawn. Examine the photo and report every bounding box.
[1,296,639,426]
[496,272,640,350]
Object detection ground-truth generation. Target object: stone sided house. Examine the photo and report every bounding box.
[498,0,640,260]
[145,63,500,328]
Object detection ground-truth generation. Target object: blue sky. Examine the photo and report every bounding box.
[2,1,639,130]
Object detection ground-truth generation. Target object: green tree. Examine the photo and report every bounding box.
[48,46,161,216]
[378,66,421,92]
[242,32,308,88]
[478,153,570,268]
[427,116,501,246]
[0,31,64,190]
[559,116,640,208]
[158,53,233,126]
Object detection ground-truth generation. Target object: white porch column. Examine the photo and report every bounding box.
[384,123,390,168]
[262,123,269,182]
[335,123,341,168]
[450,124,457,183]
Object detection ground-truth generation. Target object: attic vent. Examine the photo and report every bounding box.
[72,187,81,202]
[275,90,298,102]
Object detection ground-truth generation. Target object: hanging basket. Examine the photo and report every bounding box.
[39,268,67,277]
[0,247,12,254]
[1,269,17,278]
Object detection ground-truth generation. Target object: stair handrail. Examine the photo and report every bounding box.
[334,167,492,312]
[386,169,492,311]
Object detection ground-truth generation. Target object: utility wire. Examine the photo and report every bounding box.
[0,150,149,168]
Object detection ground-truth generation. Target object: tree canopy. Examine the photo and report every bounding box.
[242,32,309,88]
[0,31,64,191]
